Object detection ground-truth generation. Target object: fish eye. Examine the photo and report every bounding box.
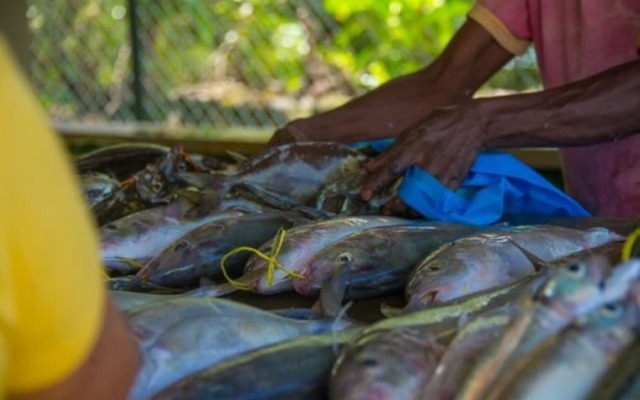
[143,172,152,182]
[177,160,188,172]
[601,302,624,318]
[174,242,190,251]
[337,252,352,264]
[563,262,586,277]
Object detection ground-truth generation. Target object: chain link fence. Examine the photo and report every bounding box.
[27,0,540,134]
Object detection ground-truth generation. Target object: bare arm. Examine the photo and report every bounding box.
[268,19,514,145]
[480,59,640,147]
[361,59,640,209]
[11,301,140,400]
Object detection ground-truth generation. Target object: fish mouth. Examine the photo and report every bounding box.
[292,278,313,295]
[420,290,439,305]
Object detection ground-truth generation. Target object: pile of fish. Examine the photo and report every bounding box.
[75,142,640,400]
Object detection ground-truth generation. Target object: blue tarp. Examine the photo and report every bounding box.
[351,139,590,225]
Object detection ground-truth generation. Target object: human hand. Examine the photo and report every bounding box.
[361,105,486,208]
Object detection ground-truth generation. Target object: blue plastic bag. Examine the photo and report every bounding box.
[351,139,590,225]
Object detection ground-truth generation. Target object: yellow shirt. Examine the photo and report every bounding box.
[0,37,104,395]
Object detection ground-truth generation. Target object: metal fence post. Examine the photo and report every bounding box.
[129,0,146,121]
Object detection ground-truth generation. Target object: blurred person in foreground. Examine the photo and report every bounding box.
[269,0,640,219]
[0,35,139,399]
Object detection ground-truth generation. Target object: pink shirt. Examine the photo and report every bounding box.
[469,0,640,218]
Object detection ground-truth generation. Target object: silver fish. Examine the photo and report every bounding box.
[137,211,309,288]
[298,223,478,315]
[100,199,244,274]
[330,327,443,400]
[455,255,638,400]
[493,293,640,400]
[126,297,354,400]
[421,304,516,400]
[149,329,363,400]
[234,216,412,295]
[406,225,623,308]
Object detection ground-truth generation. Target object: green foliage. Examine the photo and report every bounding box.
[28,0,540,127]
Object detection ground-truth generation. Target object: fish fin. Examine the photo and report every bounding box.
[289,206,336,221]
[234,183,296,210]
[225,149,249,164]
[162,197,193,220]
[332,301,354,355]
[317,269,349,318]
[506,238,550,273]
[380,302,404,318]
[185,282,238,297]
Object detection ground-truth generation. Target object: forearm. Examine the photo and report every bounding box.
[480,59,640,148]
[12,301,140,400]
[288,19,513,143]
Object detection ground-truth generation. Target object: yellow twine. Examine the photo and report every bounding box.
[622,227,640,261]
[118,257,146,270]
[219,227,304,291]
[102,257,144,280]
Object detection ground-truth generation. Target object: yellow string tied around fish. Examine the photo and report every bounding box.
[219,227,304,291]
[622,227,640,261]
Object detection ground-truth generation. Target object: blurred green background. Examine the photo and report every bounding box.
[27,0,540,135]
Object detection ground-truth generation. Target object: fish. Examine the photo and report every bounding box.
[421,304,516,400]
[454,255,639,400]
[80,172,120,208]
[406,225,623,308]
[173,142,368,210]
[329,327,443,400]
[100,199,245,275]
[491,292,640,400]
[133,146,208,205]
[502,215,640,237]
[238,216,412,296]
[616,376,640,400]
[297,223,479,314]
[588,340,640,400]
[313,168,396,215]
[374,241,622,324]
[106,275,184,294]
[149,329,363,400]
[75,142,170,179]
[110,290,175,311]
[126,297,355,400]
[138,211,311,288]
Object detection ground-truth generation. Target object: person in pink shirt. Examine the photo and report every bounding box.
[269,0,640,218]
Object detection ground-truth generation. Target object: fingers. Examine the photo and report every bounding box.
[382,197,408,216]
[361,133,421,200]
[362,155,410,200]
[431,149,477,190]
